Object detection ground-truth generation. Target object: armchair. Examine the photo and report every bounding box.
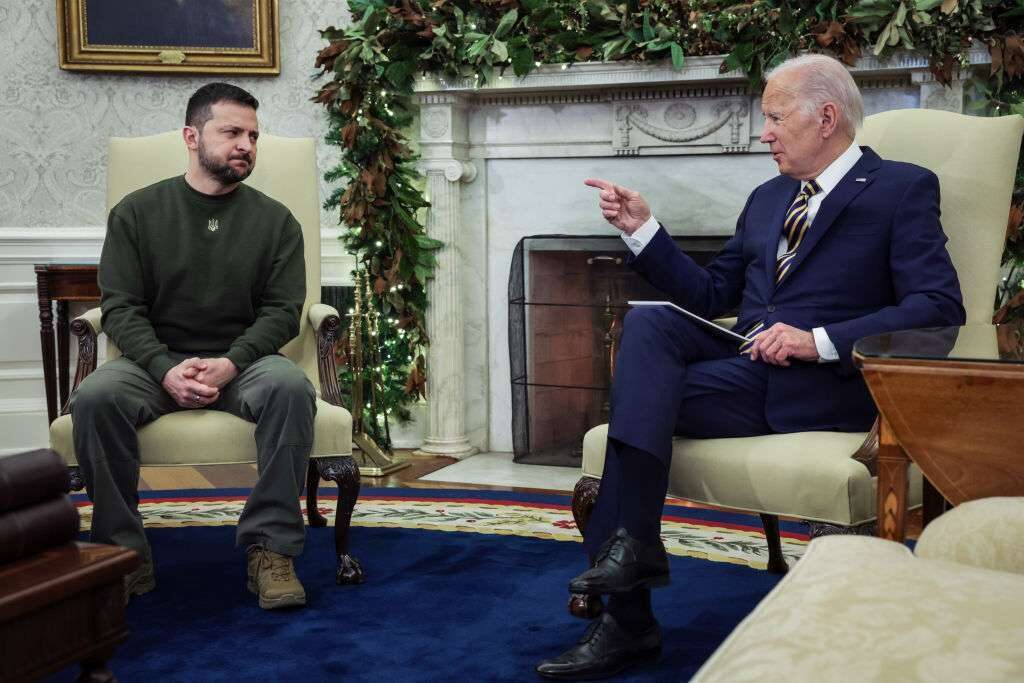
[570,109,1024,616]
[48,131,364,583]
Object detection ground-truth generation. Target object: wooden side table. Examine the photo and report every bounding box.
[35,264,100,424]
[855,324,1024,542]
[0,542,139,682]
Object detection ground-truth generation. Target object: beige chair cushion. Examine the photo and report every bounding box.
[51,397,351,467]
[692,534,1024,683]
[582,424,922,525]
[915,497,1024,576]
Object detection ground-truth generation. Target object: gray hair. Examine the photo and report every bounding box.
[765,54,864,139]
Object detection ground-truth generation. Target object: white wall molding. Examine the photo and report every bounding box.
[0,226,105,264]
[0,226,353,283]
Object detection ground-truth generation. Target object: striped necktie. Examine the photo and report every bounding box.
[739,179,821,354]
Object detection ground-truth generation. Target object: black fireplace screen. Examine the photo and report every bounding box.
[508,234,728,467]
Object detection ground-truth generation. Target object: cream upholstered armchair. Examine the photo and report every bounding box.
[49,131,364,583]
[570,109,1024,616]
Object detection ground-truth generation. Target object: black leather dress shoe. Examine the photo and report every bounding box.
[535,611,661,680]
[569,528,670,595]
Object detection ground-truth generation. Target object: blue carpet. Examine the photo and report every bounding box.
[52,489,785,682]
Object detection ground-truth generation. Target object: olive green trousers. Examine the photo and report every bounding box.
[70,354,316,559]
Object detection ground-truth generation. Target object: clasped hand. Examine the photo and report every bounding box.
[161,357,238,409]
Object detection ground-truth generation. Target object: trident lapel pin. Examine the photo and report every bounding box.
[208,218,219,232]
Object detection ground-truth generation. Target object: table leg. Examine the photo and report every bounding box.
[58,300,70,413]
[36,273,58,425]
[876,416,910,542]
[922,479,948,529]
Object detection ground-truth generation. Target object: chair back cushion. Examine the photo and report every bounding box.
[105,131,322,383]
[857,110,1024,323]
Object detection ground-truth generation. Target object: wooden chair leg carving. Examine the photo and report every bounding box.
[314,455,364,585]
[569,476,604,619]
[805,520,876,539]
[759,514,788,575]
[305,460,327,528]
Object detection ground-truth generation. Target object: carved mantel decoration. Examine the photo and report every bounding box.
[411,49,991,456]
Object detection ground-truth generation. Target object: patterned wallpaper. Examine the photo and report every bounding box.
[0,0,352,228]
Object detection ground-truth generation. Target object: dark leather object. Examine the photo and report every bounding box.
[0,495,80,564]
[569,528,670,595]
[0,449,70,513]
[536,611,661,680]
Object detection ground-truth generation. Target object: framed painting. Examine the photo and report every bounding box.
[57,0,280,75]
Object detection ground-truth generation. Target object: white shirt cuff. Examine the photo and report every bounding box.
[813,327,839,363]
[620,216,660,256]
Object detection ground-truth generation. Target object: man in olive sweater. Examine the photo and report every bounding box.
[70,83,315,610]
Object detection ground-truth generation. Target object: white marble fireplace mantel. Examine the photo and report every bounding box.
[410,47,991,456]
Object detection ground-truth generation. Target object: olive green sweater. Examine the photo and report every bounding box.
[99,176,305,382]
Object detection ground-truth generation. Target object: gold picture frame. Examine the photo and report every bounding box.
[57,0,280,75]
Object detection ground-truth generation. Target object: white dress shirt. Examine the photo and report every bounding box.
[621,142,863,362]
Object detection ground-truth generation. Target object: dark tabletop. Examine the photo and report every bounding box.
[854,324,1024,364]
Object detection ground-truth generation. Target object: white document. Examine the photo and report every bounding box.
[626,300,751,343]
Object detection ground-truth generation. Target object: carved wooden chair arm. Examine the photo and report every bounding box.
[68,307,103,404]
[850,418,879,477]
[310,303,344,408]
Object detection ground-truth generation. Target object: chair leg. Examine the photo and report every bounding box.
[305,460,327,527]
[922,478,949,529]
[759,513,788,575]
[77,647,116,683]
[568,476,604,619]
[317,455,364,585]
[68,465,85,492]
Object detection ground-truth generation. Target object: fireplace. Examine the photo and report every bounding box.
[508,235,727,466]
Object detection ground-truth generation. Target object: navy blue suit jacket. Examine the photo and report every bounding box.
[630,147,966,433]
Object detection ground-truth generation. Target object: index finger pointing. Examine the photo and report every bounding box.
[584,178,614,192]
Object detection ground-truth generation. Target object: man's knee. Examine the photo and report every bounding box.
[262,360,316,408]
[70,371,122,419]
[618,305,675,337]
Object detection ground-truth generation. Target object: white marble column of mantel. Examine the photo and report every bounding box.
[416,159,478,458]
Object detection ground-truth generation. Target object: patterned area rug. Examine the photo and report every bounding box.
[75,487,808,569]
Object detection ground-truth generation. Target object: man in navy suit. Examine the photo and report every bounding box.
[536,54,965,679]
